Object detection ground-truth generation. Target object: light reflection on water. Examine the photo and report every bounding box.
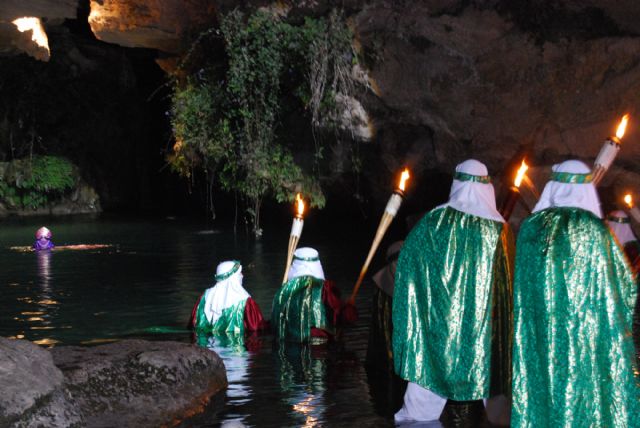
[0,216,394,426]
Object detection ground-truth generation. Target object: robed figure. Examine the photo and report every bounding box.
[272,247,342,343]
[606,210,640,363]
[512,160,640,427]
[190,260,266,335]
[607,210,640,274]
[393,159,513,423]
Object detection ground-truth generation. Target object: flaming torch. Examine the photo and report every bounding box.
[499,160,529,221]
[282,194,306,283]
[623,193,640,223]
[349,168,410,303]
[593,114,630,185]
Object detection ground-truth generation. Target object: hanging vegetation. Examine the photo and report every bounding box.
[169,9,359,236]
[0,155,76,209]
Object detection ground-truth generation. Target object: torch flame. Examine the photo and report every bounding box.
[12,17,50,54]
[514,160,529,188]
[616,114,630,140]
[624,193,633,208]
[398,168,410,192]
[295,193,305,217]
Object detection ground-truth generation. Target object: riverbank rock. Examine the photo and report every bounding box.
[0,338,66,426]
[0,338,227,427]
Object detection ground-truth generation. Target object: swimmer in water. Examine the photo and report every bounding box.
[33,226,54,251]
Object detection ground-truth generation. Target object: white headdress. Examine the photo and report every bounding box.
[203,260,250,325]
[606,210,637,245]
[287,247,325,281]
[532,160,602,218]
[436,159,504,222]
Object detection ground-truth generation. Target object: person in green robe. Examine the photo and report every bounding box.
[272,247,343,343]
[393,159,513,424]
[512,160,640,427]
[190,260,266,335]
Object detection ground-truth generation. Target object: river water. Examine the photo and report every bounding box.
[0,215,403,427]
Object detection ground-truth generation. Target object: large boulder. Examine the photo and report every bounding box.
[0,338,66,426]
[0,338,227,427]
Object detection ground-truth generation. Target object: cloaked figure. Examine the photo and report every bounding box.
[511,160,640,427]
[33,227,54,251]
[272,247,350,343]
[606,210,640,358]
[190,260,267,335]
[606,210,640,274]
[393,159,513,424]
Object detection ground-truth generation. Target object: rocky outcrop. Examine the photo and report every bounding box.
[3,0,640,213]
[0,338,227,427]
[88,0,218,53]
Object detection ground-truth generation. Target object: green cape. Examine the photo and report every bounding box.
[512,207,640,427]
[271,275,334,343]
[392,207,513,400]
[194,297,247,335]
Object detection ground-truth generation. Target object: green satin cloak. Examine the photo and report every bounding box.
[271,275,333,343]
[194,297,247,335]
[512,207,640,427]
[392,207,513,400]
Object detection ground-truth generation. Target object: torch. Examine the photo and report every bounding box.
[349,168,410,303]
[499,160,529,221]
[592,114,630,185]
[623,193,640,223]
[282,194,305,283]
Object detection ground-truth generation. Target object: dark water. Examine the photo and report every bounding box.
[0,215,400,427]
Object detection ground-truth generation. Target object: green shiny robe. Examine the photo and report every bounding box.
[272,275,334,343]
[392,207,513,400]
[194,297,247,335]
[512,207,640,427]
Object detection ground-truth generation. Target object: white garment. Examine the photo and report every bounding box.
[288,247,325,280]
[436,159,505,223]
[607,210,637,245]
[533,160,602,218]
[203,261,250,325]
[395,382,447,423]
[372,240,403,297]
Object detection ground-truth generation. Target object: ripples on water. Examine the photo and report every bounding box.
[0,216,400,427]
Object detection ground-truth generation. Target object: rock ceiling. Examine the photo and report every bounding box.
[2,0,640,209]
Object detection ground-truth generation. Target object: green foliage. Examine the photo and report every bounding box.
[0,156,75,209]
[169,9,356,235]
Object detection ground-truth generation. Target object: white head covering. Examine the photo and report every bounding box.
[203,260,250,325]
[372,240,403,297]
[436,159,504,222]
[606,210,637,245]
[532,160,602,218]
[288,247,325,281]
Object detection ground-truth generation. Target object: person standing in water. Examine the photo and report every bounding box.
[190,260,267,335]
[272,247,345,343]
[33,227,54,251]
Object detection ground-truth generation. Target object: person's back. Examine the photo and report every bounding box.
[393,159,513,424]
[271,247,342,343]
[512,160,640,427]
[191,260,266,335]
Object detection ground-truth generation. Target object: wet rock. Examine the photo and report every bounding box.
[0,338,65,426]
[0,338,227,427]
[50,339,227,427]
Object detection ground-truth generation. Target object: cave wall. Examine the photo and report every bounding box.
[2,0,640,219]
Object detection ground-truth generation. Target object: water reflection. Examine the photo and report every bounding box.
[37,250,52,291]
[276,343,327,426]
[199,334,252,426]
